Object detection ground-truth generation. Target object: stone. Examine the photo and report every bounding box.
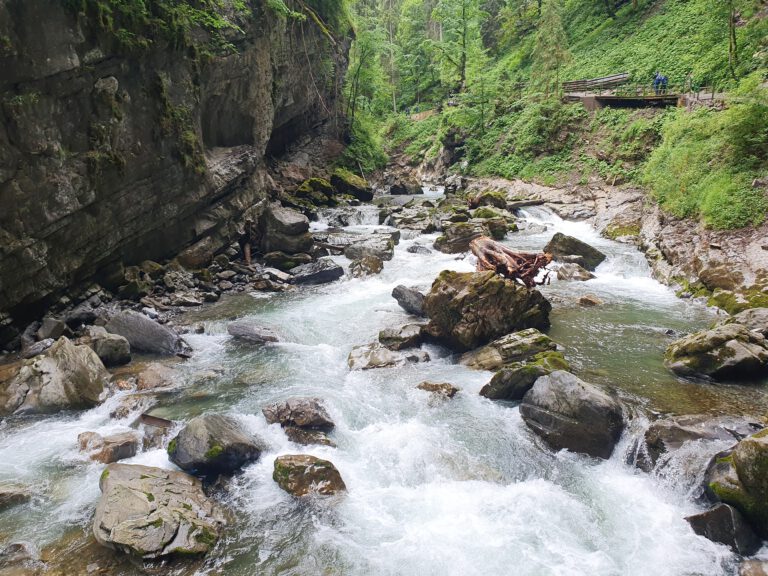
[82,326,131,367]
[392,285,426,317]
[177,236,216,269]
[92,463,225,559]
[344,235,395,262]
[544,233,607,271]
[741,561,768,576]
[78,431,140,464]
[479,351,570,401]
[273,455,346,496]
[260,203,313,254]
[556,263,596,281]
[263,267,292,283]
[378,324,423,351]
[0,337,109,416]
[578,294,603,307]
[416,381,459,398]
[331,168,373,202]
[460,328,557,370]
[283,426,336,447]
[137,363,181,392]
[433,221,488,254]
[347,342,429,370]
[105,311,191,357]
[685,504,760,554]
[21,338,54,359]
[724,308,768,337]
[350,256,384,277]
[168,414,265,477]
[289,259,344,285]
[262,397,334,431]
[407,244,432,255]
[226,321,279,344]
[263,251,312,271]
[423,271,551,352]
[36,317,66,341]
[389,178,422,195]
[0,541,37,568]
[665,323,768,381]
[469,190,508,209]
[0,485,32,511]
[520,371,624,459]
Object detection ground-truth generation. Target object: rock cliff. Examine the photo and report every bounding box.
[0,0,348,344]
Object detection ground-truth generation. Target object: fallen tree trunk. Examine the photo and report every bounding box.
[469,236,552,288]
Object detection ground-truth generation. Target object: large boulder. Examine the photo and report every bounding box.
[78,431,140,464]
[461,328,557,370]
[105,311,191,357]
[423,271,551,352]
[544,233,606,271]
[392,285,426,317]
[93,463,225,559]
[259,203,313,254]
[347,342,429,370]
[262,398,334,432]
[433,221,488,254]
[0,485,31,511]
[226,321,279,345]
[289,259,344,285]
[685,503,760,555]
[344,235,395,262]
[480,351,569,401]
[273,455,346,496]
[378,324,423,351]
[0,337,109,416]
[168,414,265,477]
[520,371,624,459]
[331,168,373,202]
[81,326,131,367]
[665,323,768,381]
[723,308,768,337]
[389,178,422,195]
[349,256,384,277]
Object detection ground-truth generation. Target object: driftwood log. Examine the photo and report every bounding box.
[469,236,552,288]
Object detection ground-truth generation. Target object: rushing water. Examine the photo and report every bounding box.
[1,198,767,575]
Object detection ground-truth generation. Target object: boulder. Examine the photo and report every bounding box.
[544,233,606,271]
[556,263,596,281]
[260,203,313,254]
[392,285,426,317]
[262,398,334,431]
[82,326,131,367]
[350,256,384,277]
[665,323,768,381]
[347,342,429,370]
[389,178,422,195]
[78,431,140,464]
[469,190,507,209]
[21,338,54,359]
[168,414,265,477]
[344,236,395,262]
[685,504,760,555]
[263,251,312,272]
[578,294,603,307]
[0,485,31,511]
[378,324,423,351]
[331,168,373,202]
[433,221,488,254]
[480,351,569,401]
[284,427,336,447]
[93,463,225,558]
[227,321,279,345]
[176,236,216,269]
[273,455,346,496]
[461,328,557,370]
[423,271,551,352]
[407,244,432,255]
[724,308,768,337]
[416,381,459,398]
[295,178,334,205]
[289,259,344,285]
[520,371,624,459]
[105,311,191,357]
[0,337,108,416]
[36,317,66,341]
[136,363,181,392]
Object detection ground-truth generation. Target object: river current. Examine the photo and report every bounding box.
[1,195,766,575]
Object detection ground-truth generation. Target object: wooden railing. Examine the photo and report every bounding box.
[562,72,630,92]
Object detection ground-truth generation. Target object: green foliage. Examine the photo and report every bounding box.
[340,113,388,173]
[531,0,570,95]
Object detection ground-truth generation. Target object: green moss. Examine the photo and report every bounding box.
[531,351,570,372]
[167,438,177,456]
[332,167,367,190]
[194,527,217,547]
[603,223,640,240]
[204,444,224,459]
[707,287,768,314]
[145,492,155,502]
[100,468,110,482]
[472,207,503,219]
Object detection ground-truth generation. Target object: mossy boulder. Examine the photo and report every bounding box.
[461,328,558,370]
[544,232,606,271]
[350,255,384,277]
[708,288,768,315]
[263,251,312,271]
[378,324,423,351]
[664,323,768,381]
[480,351,569,401]
[433,221,489,254]
[295,178,334,205]
[273,455,346,497]
[331,168,373,202]
[469,190,507,209]
[424,271,551,352]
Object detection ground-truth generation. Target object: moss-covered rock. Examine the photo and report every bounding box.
[708,288,768,315]
[433,221,488,254]
[469,190,507,209]
[263,251,312,272]
[331,168,373,202]
[296,177,334,204]
[480,351,569,401]
[461,328,558,370]
[273,454,346,496]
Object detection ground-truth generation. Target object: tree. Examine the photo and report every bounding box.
[531,0,571,97]
[432,0,486,92]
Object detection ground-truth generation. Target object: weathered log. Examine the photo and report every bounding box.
[469,236,552,288]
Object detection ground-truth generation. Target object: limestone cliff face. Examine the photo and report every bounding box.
[0,0,347,338]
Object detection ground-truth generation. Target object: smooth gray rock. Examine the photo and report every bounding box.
[544,233,606,271]
[378,324,423,351]
[36,317,66,341]
[226,321,279,344]
[21,338,54,359]
[289,259,344,285]
[105,311,191,357]
[520,371,624,459]
[556,263,596,281]
[407,244,432,255]
[685,503,760,555]
[83,326,131,366]
[344,235,395,262]
[392,285,426,317]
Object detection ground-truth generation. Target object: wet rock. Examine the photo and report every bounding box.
[392,285,426,317]
[461,328,557,370]
[665,323,768,381]
[260,203,313,254]
[685,503,760,554]
[347,342,429,370]
[407,244,432,255]
[36,317,66,341]
[741,560,768,576]
[262,397,334,431]
[544,233,606,271]
[21,338,54,359]
[480,351,569,401]
[0,485,32,511]
[378,324,423,351]
[0,541,37,568]
[578,294,603,307]
[723,308,768,337]
[63,301,99,328]
[433,221,488,254]
[0,337,108,416]
[93,463,225,559]
[168,414,265,477]
[273,455,346,496]
[416,381,459,398]
[263,267,293,283]
[289,258,344,285]
[350,255,384,277]
[78,431,140,464]
[284,426,336,447]
[263,251,312,271]
[137,363,181,392]
[424,271,551,352]
[82,326,131,367]
[105,311,191,357]
[556,263,595,281]
[389,178,422,195]
[520,371,624,459]
[344,235,395,261]
[331,168,373,202]
[227,320,279,344]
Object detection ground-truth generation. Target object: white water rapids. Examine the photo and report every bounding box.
[0,197,761,575]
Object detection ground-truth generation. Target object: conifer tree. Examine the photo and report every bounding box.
[531,0,570,97]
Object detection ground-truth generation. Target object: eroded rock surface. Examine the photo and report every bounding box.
[273,455,346,496]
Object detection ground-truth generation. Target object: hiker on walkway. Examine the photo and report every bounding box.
[653,71,668,95]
